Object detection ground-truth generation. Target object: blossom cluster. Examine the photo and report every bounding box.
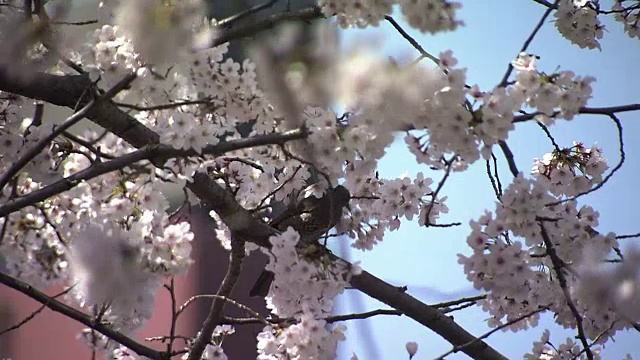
[76,24,140,91]
[511,52,595,122]
[553,0,640,48]
[532,141,608,197]
[256,228,353,359]
[458,140,639,344]
[554,0,604,49]
[0,110,195,340]
[524,329,603,360]
[319,0,463,33]
[341,166,447,250]
[613,0,640,39]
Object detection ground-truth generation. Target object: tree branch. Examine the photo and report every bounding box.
[187,238,245,360]
[0,271,166,360]
[0,69,160,150]
[0,72,138,191]
[208,5,324,48]
[0,128,307,218]
[434,306,548,360]
[188,171,508,359]
[512,103,640,123]
[539,223,593,360]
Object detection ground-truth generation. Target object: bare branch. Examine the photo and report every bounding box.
[187,239,245,360]
[431,294,487,309]
[531,0,559,9]
[384,15,440,64]
[616,232,640,240]
[177,294,267,325]
[0,271,166,360]
[512,103,640,123]
[423,157,454,227]
[498,140,520,176]
[325,309,402,323]
[0,287,72,336]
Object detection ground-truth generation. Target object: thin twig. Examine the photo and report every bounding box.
[0,287,72,336]
[536,121,561,152]
[434,306,547,360]
[0,271,166,360]
[114,98,217,112]
[52,19,98,25]
[221,309,402,326]
[177,294,267,325]
[442,300,478,314]
[498,0,559,87]
[513,104,640,123]
[531,0,558,9]
[325,309,402,323]
[166,278,178,355]
[384,15,439,64]
[423,157,454,227]
[431,295,487,309]
[486,158,501,200]
[616,232,640,240]
[549,113,625,205]
[539,223,593,359]
[492,153,503,198]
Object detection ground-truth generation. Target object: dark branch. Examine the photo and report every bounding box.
[0,128,307,218]
[498,0,559,86]
[539,223,593,359]
[187,239,245,360]
[0,271,166,360]
[208,6,324,48]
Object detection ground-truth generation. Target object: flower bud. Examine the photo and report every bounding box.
[406,341,418,359]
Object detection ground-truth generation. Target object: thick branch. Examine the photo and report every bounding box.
[0,68,160,149]
[348,269,507,360]
[209,5,324,48]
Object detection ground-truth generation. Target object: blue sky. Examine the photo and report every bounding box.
[333,1,640,359]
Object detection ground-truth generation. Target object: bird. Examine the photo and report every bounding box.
[249,184,351,297]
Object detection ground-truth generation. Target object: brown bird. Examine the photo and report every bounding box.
[249,185,351,297]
